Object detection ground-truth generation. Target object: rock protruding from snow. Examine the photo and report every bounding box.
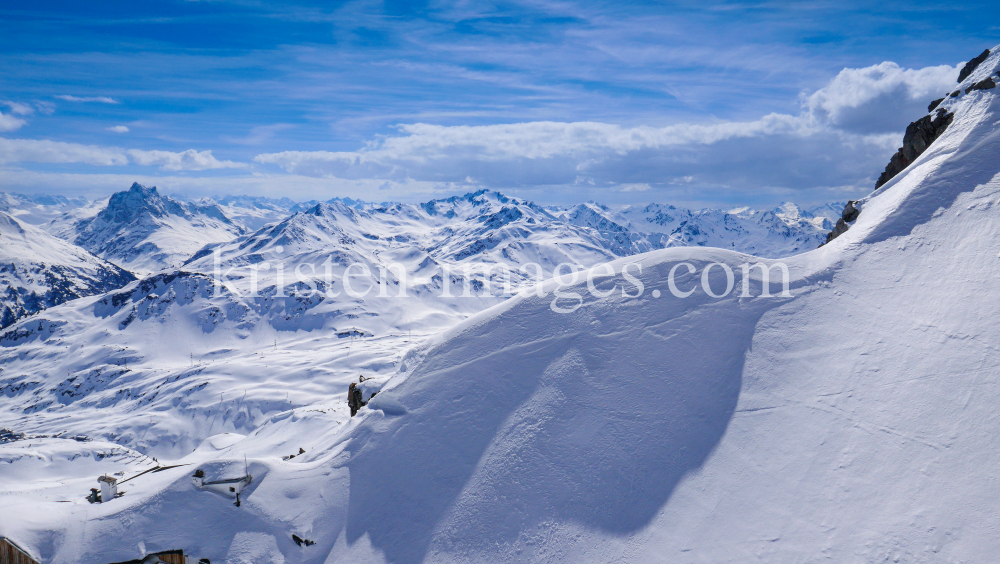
[875,109,955,189]
[826,107,953,245]
[0,212,135,328]
[841,200,860,223]
[825,47,1000,246]
[63,183,245,274]
[958,48,991,83]
[965,76,997,94]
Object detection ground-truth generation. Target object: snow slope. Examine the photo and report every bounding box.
[3,48,999,563]
[0,212,135,328]
[324,50,1000,563]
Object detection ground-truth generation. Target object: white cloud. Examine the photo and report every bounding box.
[0,111,27,133]
[250,61,957,203]
[618,183,652,192]
[127,149,246,171]
[0,139,246,171]
[221,123,296,146]
[387,115,813,159]
[3,101,34,116]
[253,117,890,203]
[0,168,448,203]
[56,95,119,104]
[34,101,56,115]
[255,114,815,173]
[803,62,959,134]
[0,138,128,165]
[2,61,958,206]
[107,125,130,133]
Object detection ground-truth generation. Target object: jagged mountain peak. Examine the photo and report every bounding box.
[97,183,233,226]
[97,182,174,223]
[770,201,804,217]
[421,189,547,219]
[63,182,244,274]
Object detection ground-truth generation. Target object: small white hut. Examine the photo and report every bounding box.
[192,467,252,505]
[98,475,118,502]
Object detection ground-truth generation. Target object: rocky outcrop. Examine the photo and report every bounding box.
[965,76,997,94]
[824,106,953,246]
[958,49,991,83]
[841,200,860,222]
[823,200,861,245]
[875,109,954,189]
[821,52,985,248]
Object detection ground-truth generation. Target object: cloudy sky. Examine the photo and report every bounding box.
[1,0,997,207]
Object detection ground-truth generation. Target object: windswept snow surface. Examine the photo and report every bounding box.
[4,50,1000,564]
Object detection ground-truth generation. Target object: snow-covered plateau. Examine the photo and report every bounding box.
[3,45,1000,564]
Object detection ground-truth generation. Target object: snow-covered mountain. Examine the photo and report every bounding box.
[178,192,628,340]
[0,192,92,225]
[0,188,840,460]
[7,36,992,561]
[556,200,839,257]
[52,183,246,275]
[198,195,302,231]
[18,184,838,286]
[0,212,135,328]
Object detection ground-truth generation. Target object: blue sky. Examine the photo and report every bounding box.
[0,0,998,207]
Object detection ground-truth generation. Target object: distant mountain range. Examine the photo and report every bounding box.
[0,183,843,332]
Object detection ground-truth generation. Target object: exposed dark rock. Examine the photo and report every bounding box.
[965,76,997,94]
[0,428,25,443]
[823,43,982,246]
[348,382,364,416]
[824,219,850,245]
[875,109,954,190]
[292,534,316,547]
[842,201,860,223]
[958,49,991,83]
[823,78,961,246]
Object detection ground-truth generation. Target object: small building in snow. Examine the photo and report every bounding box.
[98,475,118,502]
[108,548,186,564]
[192,468,252,506]
[0,536,40,564]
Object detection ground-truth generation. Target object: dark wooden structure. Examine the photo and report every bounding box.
[109,549,186,564]
[0,537,40,564]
